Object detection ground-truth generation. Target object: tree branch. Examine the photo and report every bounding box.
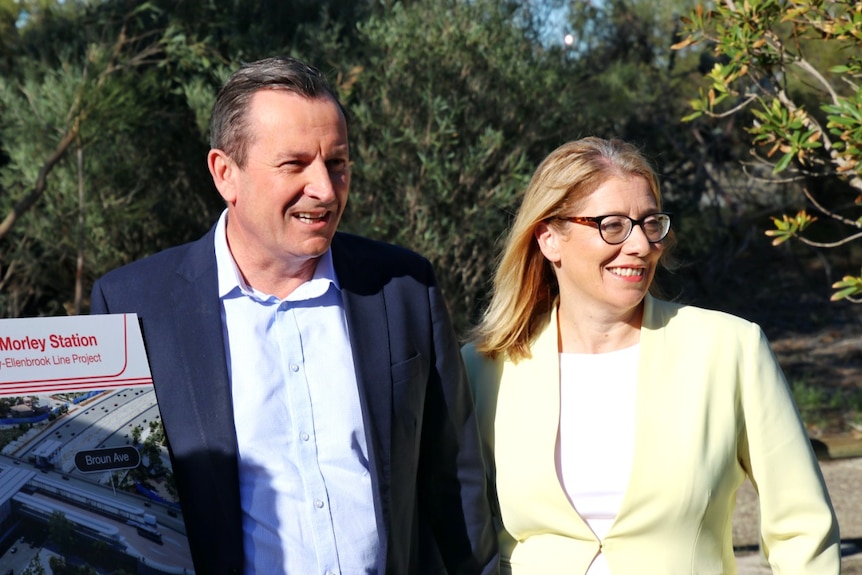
[797,230,862,248]
[803,186,862,229]
[0,123,80,240]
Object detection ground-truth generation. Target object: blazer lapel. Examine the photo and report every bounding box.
[105,224,247,571]
[340,280,392,470]
[496,310,591,537]
[169,235,238,457]
[330,235,392,564]
[152,229,244,564]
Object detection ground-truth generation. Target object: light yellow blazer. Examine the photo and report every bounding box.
[463,295,840,574]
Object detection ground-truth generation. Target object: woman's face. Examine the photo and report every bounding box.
[536,175,664,318]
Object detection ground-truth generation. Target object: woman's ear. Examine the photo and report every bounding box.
[535,221,562,263]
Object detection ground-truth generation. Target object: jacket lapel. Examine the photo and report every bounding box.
[330,234,392,565]
[496,310,592,537]
[155,228,244,566]
[169,233,238,457]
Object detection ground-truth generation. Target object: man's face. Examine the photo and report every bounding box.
[212,89,350,281]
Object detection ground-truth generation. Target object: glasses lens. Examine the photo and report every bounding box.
[643,214,670,242]
[598,216,631,244]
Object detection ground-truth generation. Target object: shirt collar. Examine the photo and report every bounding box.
[214,209,340,302]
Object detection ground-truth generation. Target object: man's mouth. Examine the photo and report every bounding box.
[295,212,328,224]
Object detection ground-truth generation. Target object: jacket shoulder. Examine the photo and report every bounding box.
[332,232,431,266]
[647,296,761,334]
[331,232,438,292]
[99,242,194,280]
[92,231,214,309]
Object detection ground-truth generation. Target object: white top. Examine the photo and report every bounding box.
[557,344,639,575]
[214,210,377,575]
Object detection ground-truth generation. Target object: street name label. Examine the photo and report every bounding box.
[74,446,142,473]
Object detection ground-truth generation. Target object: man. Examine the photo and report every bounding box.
[90,56,498,575]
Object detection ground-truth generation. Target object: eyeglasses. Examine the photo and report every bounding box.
[561,212,672,245]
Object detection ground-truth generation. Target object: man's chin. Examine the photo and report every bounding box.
[295,235,336,258]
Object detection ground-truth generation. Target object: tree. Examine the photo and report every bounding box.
[675,0,862,302]
[332,0,601,334]
[558,0,761,307]
[22,554,47,575]
[0,0,379,319]
[2,0,823,327]
[0,1,219,317]
[47,511,76,555]
[142,435,164,474]
[131,425,142,445]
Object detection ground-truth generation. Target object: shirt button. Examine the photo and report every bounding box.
[300,432,309,441]
[290,363,299,372]
[314,499,324,509]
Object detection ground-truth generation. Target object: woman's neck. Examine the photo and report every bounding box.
[556,301,644,354]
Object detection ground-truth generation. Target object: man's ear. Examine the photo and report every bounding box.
[208,149,236,203]
[535,221,562,263]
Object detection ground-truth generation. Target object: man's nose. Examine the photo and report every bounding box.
[305,159,337,200]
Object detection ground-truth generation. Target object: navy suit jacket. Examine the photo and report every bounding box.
[90,226,498,575]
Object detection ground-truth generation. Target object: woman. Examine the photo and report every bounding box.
[462,137,840,574]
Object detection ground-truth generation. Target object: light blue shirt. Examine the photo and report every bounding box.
[214,211,378,575]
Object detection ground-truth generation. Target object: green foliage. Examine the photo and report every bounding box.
[47,511,76,555]
[23,554,47,575]
[765,210,818,245]
[831,270,862,302]
[792,378,831,412]
[131,425,142,445]
[340,0,592,333]
[0,425,26,450]
[823,92,862,175]
[792,377,862,432]
[750,99,823,174]
[676,0,862,302]
[0,1,222,317]
[0,0,849,335]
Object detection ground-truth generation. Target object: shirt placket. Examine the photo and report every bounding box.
[276,301,341,575]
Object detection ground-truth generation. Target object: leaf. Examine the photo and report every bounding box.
[671,37,695,50]
[774,151,794,172]
[829,272,862,301]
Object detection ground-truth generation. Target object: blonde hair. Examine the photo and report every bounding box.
[470,137,675,362]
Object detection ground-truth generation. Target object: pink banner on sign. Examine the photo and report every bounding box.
[0,314,152,397]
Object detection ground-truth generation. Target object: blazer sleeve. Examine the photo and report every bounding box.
[90,279,109,314]
[738,322,840,573]
[418,285,500,575]
[460,342,502,488]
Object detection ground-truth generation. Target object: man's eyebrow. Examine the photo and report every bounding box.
[273,150,313,163]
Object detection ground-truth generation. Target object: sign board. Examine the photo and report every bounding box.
[0,314,195,574]
[0,313,152,395]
